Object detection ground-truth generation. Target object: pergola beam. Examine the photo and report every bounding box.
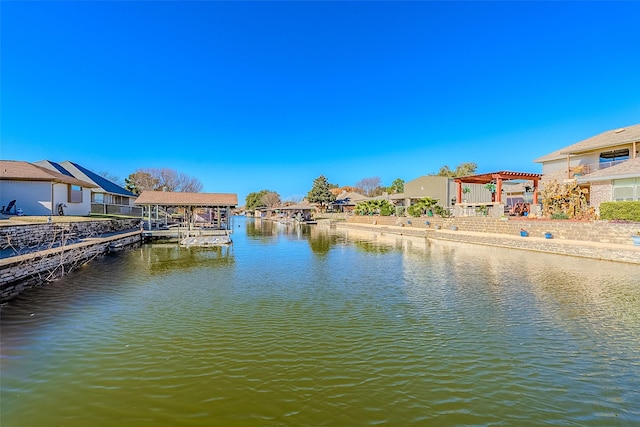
[454,171,542,204]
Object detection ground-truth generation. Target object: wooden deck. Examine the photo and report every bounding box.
[142,227,231,242]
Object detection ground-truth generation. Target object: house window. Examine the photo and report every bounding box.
[600,149,629,163]
[612,178,639,201]
[93,193,104,204]
[69,185,83,203]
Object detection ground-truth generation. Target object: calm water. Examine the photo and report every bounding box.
[2,217,639,426]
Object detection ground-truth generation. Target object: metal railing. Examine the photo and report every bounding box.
[91,203,143,216]
[570,159,627,177]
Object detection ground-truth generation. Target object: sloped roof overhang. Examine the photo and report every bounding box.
[134,190,238,207]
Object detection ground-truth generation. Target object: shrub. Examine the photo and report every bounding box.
[408,197,449,217]
[354,200,396,216]
[599,201,640,222]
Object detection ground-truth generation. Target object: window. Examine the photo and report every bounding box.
[600,149,629,163]
[93,193,104,204]
[69,185,83,203]
[612,178,639,201]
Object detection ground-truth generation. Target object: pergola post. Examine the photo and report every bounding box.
[496,178,503,203]
[533,179,539,205]
[456,181,462,203]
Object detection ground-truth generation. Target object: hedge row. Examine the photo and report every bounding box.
[599,201,640,221]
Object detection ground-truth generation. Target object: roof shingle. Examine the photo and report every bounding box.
[0,160,97,187]
[134,190,238,207]
[534,124,640,163]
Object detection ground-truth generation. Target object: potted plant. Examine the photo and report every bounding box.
[632,232,640,246]
[520,228,529,237]
[484,182,497,202]
[462,186,471,202]
[544,232,553,239]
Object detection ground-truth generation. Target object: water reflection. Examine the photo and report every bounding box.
[142,244,234,273]
[1,217,639,427]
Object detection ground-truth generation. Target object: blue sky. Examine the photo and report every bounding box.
[2,1,639,204]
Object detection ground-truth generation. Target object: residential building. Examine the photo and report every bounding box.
[534,124,640,210]
[35,160,141,216]
[0,160,96,216]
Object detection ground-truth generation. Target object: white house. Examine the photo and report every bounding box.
[0,160,96,216]
[35,160,140,216]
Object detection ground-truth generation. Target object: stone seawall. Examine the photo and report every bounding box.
[0,218,141,250]
[336,216,640,265]
[345,215,639,246]
[0,224,142,303]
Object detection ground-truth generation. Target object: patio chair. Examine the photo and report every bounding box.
[1,200,16,214]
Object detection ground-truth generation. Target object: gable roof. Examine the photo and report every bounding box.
[334,191,369,205]
[63,161,135,197]
[577,157,640,183]
[135,190,238,207]
[0,160,97,187]
[35,160,135,197]
[534,124,640,163]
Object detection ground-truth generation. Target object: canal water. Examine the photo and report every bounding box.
[1,216,639,426]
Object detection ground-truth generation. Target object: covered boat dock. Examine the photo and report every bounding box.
[134,190,238,243]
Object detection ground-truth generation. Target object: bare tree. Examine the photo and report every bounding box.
[355,177,382,196]
[283,195,303,204]
[261,191,281,208]
[125,168,203,194]
[98,171,122,186]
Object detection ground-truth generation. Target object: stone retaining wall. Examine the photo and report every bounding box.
[346,215,640,246]
[0,218,141,250]
[0,230,141,303]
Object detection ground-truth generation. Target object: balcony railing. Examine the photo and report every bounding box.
[569,159,627,178]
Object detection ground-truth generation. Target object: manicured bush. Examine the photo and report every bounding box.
[599,201,640,222]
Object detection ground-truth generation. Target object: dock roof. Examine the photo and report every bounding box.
[134,190,238,207]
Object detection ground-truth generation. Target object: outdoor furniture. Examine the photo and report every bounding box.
[1,200,16,214]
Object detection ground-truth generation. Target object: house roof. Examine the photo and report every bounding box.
[334,191,369,205]
[454,171,542,184]
[277,201,317,210]
[534,124,640,163]
[577,157,640,183]
[64,162,136,197]
[0,160,98,187]
[36,160,135,197]
[134,190,238,207]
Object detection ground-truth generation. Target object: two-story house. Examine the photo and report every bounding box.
[534,124,640,211]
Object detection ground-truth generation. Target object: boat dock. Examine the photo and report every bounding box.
[142,227,232,244]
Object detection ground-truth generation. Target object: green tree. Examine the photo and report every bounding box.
[125,171,159,195]
[307,175,336,212]
[435,162,478,178]
[388,178,404,194]
[245,189,270,211]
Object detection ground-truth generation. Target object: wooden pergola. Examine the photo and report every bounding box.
[454,171,542,204]
[134,190,238,231]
